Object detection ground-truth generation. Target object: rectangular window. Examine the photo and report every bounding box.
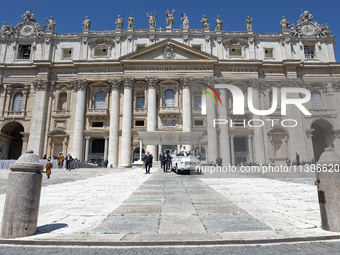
[192,45,202,51]
[135,120,145,126]
[136,44,146,51]
[304,46,315,59]
[229,48,242,57]
[264,48,273,58]
[136,97,145,108]
[17,45,31,59]
[62,48,73,59]
[194,120,204,126]
[194,96,202,108]
[94,47,108,57]
[92,122,104,127]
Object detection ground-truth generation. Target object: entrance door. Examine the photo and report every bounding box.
[233,137,248,165]
[89,138,105,166]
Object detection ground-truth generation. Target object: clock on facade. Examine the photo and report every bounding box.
[301,24,315,36]
[20,24,34,36]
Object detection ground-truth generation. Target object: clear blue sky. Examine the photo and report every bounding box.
[1,0,339,59]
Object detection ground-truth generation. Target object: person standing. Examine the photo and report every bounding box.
[65,153,73,171]
[104,158,108,168]
[161,150,168,173]
[58,153,65,168]
[296,152,300,166]
[168,149,173,170]
[45,159,53,179]
[143,151,152,174]
[195,149,201,160]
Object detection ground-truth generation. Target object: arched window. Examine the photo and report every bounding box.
[311,91,322,109]
[12,92,23,111]
[136,91,145,109]
[164,89,175,107]
[94,91,106,109]
[57,92,67,111]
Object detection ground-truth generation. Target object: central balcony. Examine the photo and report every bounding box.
[159,106,181,117]
[86,108,109,119]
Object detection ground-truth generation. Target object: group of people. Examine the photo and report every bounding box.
[44,152,73,179]
[286,152,300,166]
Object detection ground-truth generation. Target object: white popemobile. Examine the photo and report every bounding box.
[171,153,202,174]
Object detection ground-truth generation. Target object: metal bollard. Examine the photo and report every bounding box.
[1,150,43,238]
[315,147,340,232]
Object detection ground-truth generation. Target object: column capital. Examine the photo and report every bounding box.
[230,134,235,138]
[249,78,265,89]
[32,79,50,91]
[85,136,91,140]
[180,77,192,89]
[108,78,122,90]
[203,76,215,85]
[145,77,159,88]
[247,134,253,138]
[71,79,89,91]
[122,77,134,89]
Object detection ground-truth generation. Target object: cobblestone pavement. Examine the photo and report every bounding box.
[1,241,340,254]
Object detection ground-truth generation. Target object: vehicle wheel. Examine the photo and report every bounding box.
[175,164,179,174]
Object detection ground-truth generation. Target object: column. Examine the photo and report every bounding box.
[71,79,88,161]
[27,79,49,158]
[230,135,235,165]
[120,78,134,166]
[108,79,121,167]
[139,140,143,161]
[181,77,192,151]
[217,88,231,165]
[250,81,266,164]
[104,136,108,160]
[247,135,253,163]
[146,77,158,158]
[206,78,218,163]
[84,136,90,162]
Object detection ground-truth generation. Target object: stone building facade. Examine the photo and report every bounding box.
[0,10,339,166]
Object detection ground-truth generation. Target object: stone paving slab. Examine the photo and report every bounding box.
[159,215,206,233]
[200,214,272,232]
[110,205,162,216]
[161,204,197,215]
[194,203,246,215]
[91,215,160,234]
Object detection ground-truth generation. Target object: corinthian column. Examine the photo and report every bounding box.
[205,77,218,163]
[120,78,134,166]
[108,78,121,167]
[217,88,231,165]
[180,77,192,151]
[146,77,158,158]
[27,79,50,158]
[71,79,88,161]
[250,80,266,164]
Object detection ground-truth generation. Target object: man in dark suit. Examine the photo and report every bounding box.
[143,151,153,174]
[161,150,169,173]
[65,153,73,171]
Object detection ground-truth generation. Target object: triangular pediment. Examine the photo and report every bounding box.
[120,39,217,62]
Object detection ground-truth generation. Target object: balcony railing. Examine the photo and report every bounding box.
[6,111,25,118]
[86,108,109,118]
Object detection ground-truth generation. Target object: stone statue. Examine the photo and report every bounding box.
[300,10,313,22]
[21,11,36,23]
[181,14,189,29]
[214,15,223,31]
[46,16,56,32]
[1,22,14,37]
[280,16,289,33]
[147,12,156,29]
[321,23,332,37]
[115,15,124,30]
[165,9,176,29]
[82,16,91,31]
[127,14,134,30]
[245,16,252,32]
[201,15,209,30]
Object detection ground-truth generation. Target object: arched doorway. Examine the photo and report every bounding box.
[133,147,145,162]
[0,122,24,159]
[311,119,334,162]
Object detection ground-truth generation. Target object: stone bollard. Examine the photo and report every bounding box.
[315,147,340,232]
[1,150,43,238]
